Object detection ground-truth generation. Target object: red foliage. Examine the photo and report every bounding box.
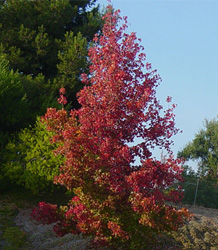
[31,202,58,225]
[32,5,190,250]
[57,87,67,107]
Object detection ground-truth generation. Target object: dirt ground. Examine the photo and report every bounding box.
[1,198,218,250]
[185,204,218,219]
[13,204,218,249]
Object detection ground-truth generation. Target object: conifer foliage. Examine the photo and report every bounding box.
[32,5,189,250]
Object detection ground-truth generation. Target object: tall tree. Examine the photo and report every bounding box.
[32,6,189,250]
[0,0,102,119]
[0,0,100,78]
[178,118,218,180]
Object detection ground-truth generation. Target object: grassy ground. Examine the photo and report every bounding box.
[0,189,31,250]
[0,186,73,250]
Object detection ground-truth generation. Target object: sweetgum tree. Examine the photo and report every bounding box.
[32,6,189,250]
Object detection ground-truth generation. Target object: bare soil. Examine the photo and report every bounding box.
[186,204,218,219]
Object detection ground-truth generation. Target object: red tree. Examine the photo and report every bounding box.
[32,5,189,250]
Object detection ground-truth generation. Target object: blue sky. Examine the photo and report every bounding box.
[97,0,218,170]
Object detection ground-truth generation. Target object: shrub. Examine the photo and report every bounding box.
[2,117,64,194]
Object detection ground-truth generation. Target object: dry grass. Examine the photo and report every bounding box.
[1,188,218,250]
[170,205,218,250]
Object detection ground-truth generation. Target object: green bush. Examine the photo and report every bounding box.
[2,117,64,194]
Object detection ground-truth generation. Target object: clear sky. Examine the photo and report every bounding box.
[97,0,218,170]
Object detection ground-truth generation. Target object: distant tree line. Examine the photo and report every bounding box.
[179,118,218,208]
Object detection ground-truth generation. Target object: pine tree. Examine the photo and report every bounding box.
[0,0,102,124]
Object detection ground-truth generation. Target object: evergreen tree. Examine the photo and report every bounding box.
[0,0,102,120]
[0,57,30,135]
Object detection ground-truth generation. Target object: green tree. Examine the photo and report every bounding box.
[2,117,64,194]
[0,56,57,147]
[0,64,62,191]
[0,0,102,191]
[178,118,218,180]
[0,57,30,136]
[0,0,101,78]
[0,57,31,189]
[0,0,102,114]
[55,31,89,109]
